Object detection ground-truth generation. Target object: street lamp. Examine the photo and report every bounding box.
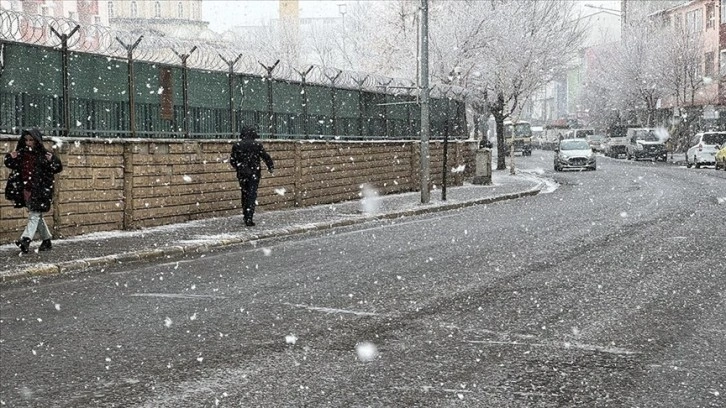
[338,3,347,25]
[583,2,625,34]
[338,3,347,63]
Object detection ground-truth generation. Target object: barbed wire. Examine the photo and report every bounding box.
[0,8,468,100]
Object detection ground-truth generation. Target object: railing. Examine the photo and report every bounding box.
[0,8,469,140]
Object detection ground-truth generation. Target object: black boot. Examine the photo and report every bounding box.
[245,219,255,227]
[15,237,31,254]
[39,239,52,251]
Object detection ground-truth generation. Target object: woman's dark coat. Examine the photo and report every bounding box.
[4,128,63,212]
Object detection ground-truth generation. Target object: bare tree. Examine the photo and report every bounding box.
[426,0,586,169]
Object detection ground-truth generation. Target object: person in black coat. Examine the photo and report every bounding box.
[230,126,274,226]
[4,128,63,253]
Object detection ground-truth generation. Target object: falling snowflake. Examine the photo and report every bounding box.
[355,341,379,362]
[285,334,298,345]
[164,317,173,327]
[360,184,380,215]
[274,188,286,196]
[182,175,193,182]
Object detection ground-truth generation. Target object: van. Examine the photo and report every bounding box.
[503,120,532,156]
[626,128,667,161]
[604,125,629,158]
[686,131,726,168]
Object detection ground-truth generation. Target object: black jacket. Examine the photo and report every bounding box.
[230,138,274,179]
[4,128,63,212]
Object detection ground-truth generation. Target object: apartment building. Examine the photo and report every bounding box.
[655,0,722,113]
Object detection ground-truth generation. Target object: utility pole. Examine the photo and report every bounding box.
[419,0,430,204]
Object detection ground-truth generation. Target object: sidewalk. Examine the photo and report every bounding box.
[0,172,547,283]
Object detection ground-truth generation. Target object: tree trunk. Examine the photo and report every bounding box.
[489,92,507,170]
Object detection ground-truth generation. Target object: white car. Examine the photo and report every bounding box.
[554,138,596,171]
[686,131,726,168]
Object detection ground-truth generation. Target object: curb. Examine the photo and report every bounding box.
[1,187,541,283]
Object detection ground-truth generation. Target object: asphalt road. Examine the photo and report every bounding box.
[2,151,725,407]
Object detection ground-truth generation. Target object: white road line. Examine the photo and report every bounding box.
[283,302,382,316]
[465,339,639,355]
[129,293,227,300]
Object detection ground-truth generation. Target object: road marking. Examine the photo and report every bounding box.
[283,302,382,316]
[464,339,639,355]
[129,293,227,300]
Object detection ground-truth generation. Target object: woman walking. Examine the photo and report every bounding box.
[4,128,63,254]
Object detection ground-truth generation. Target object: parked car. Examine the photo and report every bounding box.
[715,144,726,171]
[565,128,595,140]
[554,138,596,171]
[604,126,630,158]
[686,131,726,168]
[587,134,606,153]
[626,128,667,161]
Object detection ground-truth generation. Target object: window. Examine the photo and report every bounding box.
[131,1,138,18]
[707,3,715,28]
[178,2,184,18]
[722,0,726,24]
[705,51,715,77]
[720,50,726,75]
[108,1,113,19]
[686,9,703,34]
[154,1,161,18]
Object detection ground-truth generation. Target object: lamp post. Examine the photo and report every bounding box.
[419,0,430,204]
[583,2,625,38]
[338,3,347,62]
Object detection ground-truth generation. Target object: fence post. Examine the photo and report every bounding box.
[353,75,368,137]
[173,46,197,138]
[259,60,280,138]
[219,53,242,136]
[122,142,135,230]
[294,142,302,207]
[324,69,342,137]
[50,25,80,137]
[294,66,314,138]
[379,79,392,138]
[116,36,143,138]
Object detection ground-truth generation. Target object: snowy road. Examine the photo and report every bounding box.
[2,150,725,407]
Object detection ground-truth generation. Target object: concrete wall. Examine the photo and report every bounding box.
[1,137,478,244]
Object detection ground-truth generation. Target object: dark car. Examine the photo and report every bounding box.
[626,129,667,161]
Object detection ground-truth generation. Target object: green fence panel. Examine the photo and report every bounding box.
[188,69,228,109]
[306,84,332,116]
[69,52,127,101]
[237,74,267,111]
[272,80,301,113]
[0,41,467,139]
[0,42,63,133]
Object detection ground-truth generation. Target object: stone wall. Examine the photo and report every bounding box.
[1,137,478,244]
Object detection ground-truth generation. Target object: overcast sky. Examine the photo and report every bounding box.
[203,0,344,32]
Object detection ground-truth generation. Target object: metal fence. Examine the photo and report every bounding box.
[0,9,468,140]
